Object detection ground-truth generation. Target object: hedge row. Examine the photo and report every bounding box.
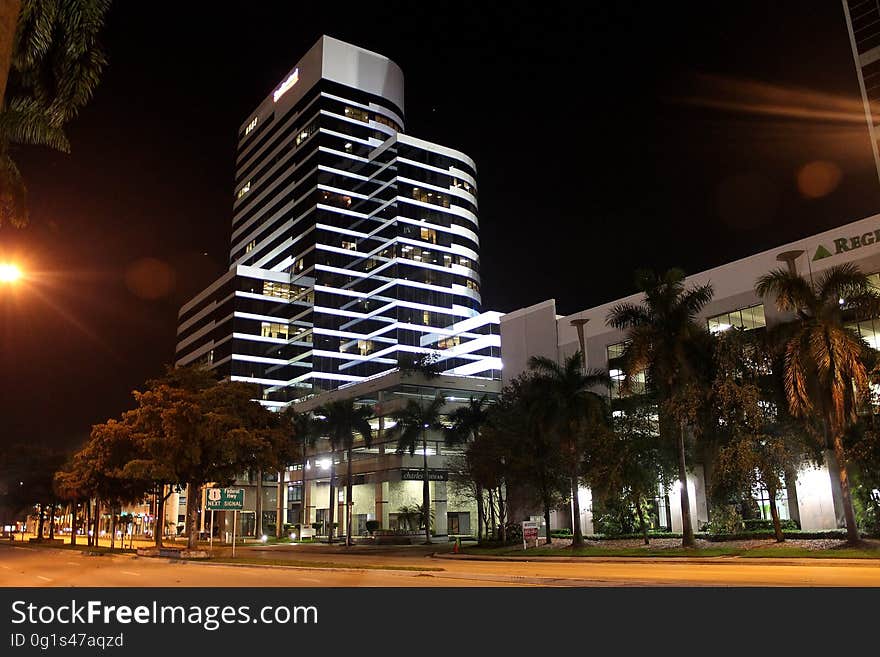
[579,529,851,541]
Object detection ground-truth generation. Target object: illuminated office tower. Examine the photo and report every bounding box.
[844,0,880,184]
[175,36,500,406]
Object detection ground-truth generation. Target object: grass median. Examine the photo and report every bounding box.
[462,545,880,559]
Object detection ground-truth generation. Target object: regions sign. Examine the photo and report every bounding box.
[205,488,244,511]
[401,469,447,482]
[812,227,880,261]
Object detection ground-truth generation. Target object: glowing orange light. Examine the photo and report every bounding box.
[0,263,22,283]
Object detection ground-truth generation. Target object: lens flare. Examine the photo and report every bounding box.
[0,263,22,283]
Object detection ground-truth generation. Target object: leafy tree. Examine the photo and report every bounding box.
[707,330,815,541]
[527,352,609,547]
[756,263,879,543]
[312,398,373,546]
[0,443,66,539]
[484,375,566,544]
[112,366,289,549]
[389,395,446,544]
[445,396,490,542]
[607,268,714,548]
[274,409,314,538]
[0,0,111,227]
[585,402,675,544]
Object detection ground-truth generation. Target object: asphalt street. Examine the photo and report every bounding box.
[2,544,880,587]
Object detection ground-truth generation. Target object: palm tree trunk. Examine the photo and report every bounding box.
[0,0,21,110]
[86,500,92,546]
[70,500,78,547]
[832,431,861,544]
[475,483,484,544]
[487,488,496,540]
[422,430,431,545]
[276,471,284,539]
[767,483,784,543]
[93,499,101,547]
[570,471,584,547]
[185,484,200,549]
[345,448,353,547]
[636,496,649,545]
[109,507,116,549]
[37,503,45,540]
[497,485,507,542]
[327,459,335,544]
[677,423,696,548]
[255,470,263,539]
[540,471,552,545]
[48,502,56,540]
[154,488,164,548]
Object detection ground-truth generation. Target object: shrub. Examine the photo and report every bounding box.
[550,529,572,538]
[707,505,743,535]
[742,518,799,532]
[365,520,380,535]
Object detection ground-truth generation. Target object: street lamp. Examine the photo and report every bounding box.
[0,263,22,283]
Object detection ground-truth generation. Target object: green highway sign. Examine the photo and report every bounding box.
[206,487,244,510]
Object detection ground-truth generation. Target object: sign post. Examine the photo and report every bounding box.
[522,521,539,550]
[206,488,244,557]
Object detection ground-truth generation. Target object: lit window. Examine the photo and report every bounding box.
[466,279,480,293]
[422,310,431,325]
[707,304,766,334]
[438,336,460,350]
[245,239,256,253]
[443,254,452,268]
[358,340,373,356]
[372,114,400,131]
[320,191,352,208]
[260,322,289,339]
[606,341,629,360]
[343,106,370,122]
[237,182,251,199]
[245,117,259,136]
[420,227,437,244]
[341,240,357,251]
[262,281,292,299]
[411,187,450,208]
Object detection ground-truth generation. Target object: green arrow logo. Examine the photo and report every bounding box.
[813,244,832,261]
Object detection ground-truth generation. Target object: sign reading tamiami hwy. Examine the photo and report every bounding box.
[205,488,244,510]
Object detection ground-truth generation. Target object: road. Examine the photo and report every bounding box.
[2,544,880,586]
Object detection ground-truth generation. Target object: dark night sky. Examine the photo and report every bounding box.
[2,1,880,450]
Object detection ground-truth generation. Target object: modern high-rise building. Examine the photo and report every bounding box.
[175,36,501,406]
[843,0,880,184]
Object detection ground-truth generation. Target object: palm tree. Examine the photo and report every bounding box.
[607,268,714,548]
[389,395,446,544]
[281,409,318,537]
[756,263,879,543]
[0,0,111,227]
[528,352,609,547]
[313,399,373,546]
[445,396,490,542]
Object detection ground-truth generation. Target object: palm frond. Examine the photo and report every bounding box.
[0,97,70,151]
[755,268,816,314]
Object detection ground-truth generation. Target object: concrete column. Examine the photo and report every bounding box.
[302,473,311,526]
[381,481,390,528]
[375,480,385,529]
[433,481,448,536]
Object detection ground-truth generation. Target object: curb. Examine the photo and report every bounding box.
[433,552,880,567]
